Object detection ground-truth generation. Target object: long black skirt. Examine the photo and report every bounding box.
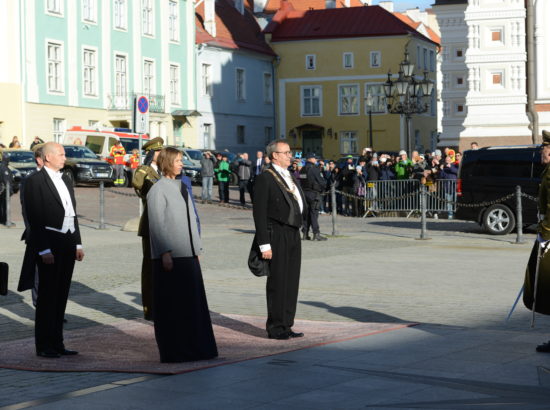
[152,256,218,363]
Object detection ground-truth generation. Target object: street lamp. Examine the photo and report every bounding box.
[383,49,434,155]
[365,91,374,149]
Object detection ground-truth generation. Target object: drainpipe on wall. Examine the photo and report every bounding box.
[526,0,538,144]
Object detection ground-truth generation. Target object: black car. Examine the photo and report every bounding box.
[456,145,542,234]
[0,149,36,192]
[183,158,202,185]
[63,145,114,186]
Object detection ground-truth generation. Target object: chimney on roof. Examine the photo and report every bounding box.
[234,0,245,14]
[378,1,394,12]
[204,0,216,37]
[325,0,336,8]
[360,0,372,5]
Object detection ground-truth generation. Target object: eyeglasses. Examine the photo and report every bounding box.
[274,151,293,156]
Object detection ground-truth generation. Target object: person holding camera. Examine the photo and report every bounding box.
[200,151,216,204]
[394,150,413,180]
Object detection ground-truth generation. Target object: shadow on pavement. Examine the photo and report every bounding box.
[301,301,409,324]
[70,281,143,320]
[210,311,266,338]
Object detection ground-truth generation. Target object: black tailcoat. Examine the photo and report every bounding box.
[252,165,307,337]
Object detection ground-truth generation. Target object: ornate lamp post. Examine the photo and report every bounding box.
[365,91,374,149]
[383,50,434,155]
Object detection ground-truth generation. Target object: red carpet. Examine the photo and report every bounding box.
[0,314,414,375]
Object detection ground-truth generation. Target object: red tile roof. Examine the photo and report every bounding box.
[263,0,365,13]
[394,12,441,45]
[265,4,439,45]
[196,0,275,56]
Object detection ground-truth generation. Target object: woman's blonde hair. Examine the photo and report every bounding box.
[157,147,182,176]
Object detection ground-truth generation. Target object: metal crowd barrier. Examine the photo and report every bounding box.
[362,179,457,215]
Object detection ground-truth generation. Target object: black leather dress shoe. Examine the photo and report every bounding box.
[288,331,304,338]
[313,233,328,241]
[58,348,79,355]
[37,350,61,358]
[268,332,290,340]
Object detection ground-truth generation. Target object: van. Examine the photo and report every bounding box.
[456,145,542,235]
[63,126,150,161]
[64,126,151,186]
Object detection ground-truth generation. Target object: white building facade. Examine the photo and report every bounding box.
[434,0,550,151]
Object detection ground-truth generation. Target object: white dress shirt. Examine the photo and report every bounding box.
[259,164,303,252]
[39,166,82,255]
[256,158,263,175]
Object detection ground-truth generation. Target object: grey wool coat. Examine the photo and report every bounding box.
[147,177,202,259]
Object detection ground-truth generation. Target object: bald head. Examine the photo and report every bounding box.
[43,142,66,171]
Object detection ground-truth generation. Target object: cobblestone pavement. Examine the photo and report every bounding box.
[1,187,549,408]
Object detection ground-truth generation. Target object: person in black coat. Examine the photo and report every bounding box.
[299,153,327,241]
[253,139,307,340]
[23,142,84,358]
[0,154,15,225]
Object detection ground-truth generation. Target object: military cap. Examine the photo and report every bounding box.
[306,152,317,159]
[543,130,550,146]
[142,137,164,152]
[31,143,45,152]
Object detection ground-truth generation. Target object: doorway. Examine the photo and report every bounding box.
[302,129,323,157]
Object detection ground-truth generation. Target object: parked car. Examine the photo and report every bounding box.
[182,158,202,185]
[183,148,203,168]
[456,145,542,235]
[62,145,114,186]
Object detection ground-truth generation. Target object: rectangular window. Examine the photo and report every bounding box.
[455,48,463,58]
[264,126,273,144]
[236,68,245,101]
[456,77,464,86]
[429,50,435,72]
[47,41,63,93]
[53,118,65,143]
[423,48,428,70]
[168,0,179,41]
[236,125,245,144]
[115,54,127,97]
[417,45,421,69]
[364,83,386,114]
[306,54,316,70]
[301,86,322,116]
[47,0,62,14]
[83,48,97,96]
[343,52,353,69]
[142,0,154,36]
[339,84,359,115]
[169,64,180,105]
[340,131,357,155]
[114,0,127,29]
[491,29,502,42]
[202,64,212,96]
[203,123,212,148]
[82,0,97,22]
[143,59,154,95]
[370,51,381,68]
[263,73,273,104]
[491,71,503,86]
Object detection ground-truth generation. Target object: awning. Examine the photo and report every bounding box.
[295,123,324,129]
[171,110,201,117]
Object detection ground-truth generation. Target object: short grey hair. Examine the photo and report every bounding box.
[266,139,289,160]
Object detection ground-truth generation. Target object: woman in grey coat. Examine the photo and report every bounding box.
[147,147,217,363]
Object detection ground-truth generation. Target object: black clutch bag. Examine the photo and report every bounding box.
[248,240,270,277]
[0,262,8,296]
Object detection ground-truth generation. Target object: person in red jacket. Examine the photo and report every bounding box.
[110,141,126,186]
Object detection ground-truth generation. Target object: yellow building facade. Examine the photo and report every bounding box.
[268,32,438,160]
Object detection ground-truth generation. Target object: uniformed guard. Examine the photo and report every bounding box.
[299,153,327,241]
[132,137,164,320]
[524,130,550,352]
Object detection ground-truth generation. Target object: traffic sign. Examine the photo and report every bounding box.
[134,95,149,134]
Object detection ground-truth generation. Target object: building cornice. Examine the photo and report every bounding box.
[465,9,526,21]
[466,96,527,105]
[465,53,526,63]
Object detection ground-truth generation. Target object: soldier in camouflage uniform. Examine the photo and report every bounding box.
[524,130,550,352]
[132,137,164,320]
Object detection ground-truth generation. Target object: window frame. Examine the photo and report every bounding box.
[338,83,360,116]
[82,46,99,98]
[339,131,358,155]
[370,51,381,68]
[46,0,63,17]
[46,40,65,95]
[168,0,180,42]
[141,0,155,37]
[263,72,273,104]
[300,85,322,117]
[343,52,354,69]
[202,63,212,97]
[236,125,245,144]
[143,58,155,96]
[113,0,127,31]
[364,83,386,114]
[82,0,97,23]
[305,54,316,70]
[235,67,246,102]
[53,118,66,143]
[114,52,128,97]
[169,63,180,106]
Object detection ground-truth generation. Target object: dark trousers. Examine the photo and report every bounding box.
[238,179,253,205]
[35,231,76,352]
[141,236,153,320]
[303,191,321,235]
[342,186,356,216]
[266,223,301,337]
[218,181,229,203]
